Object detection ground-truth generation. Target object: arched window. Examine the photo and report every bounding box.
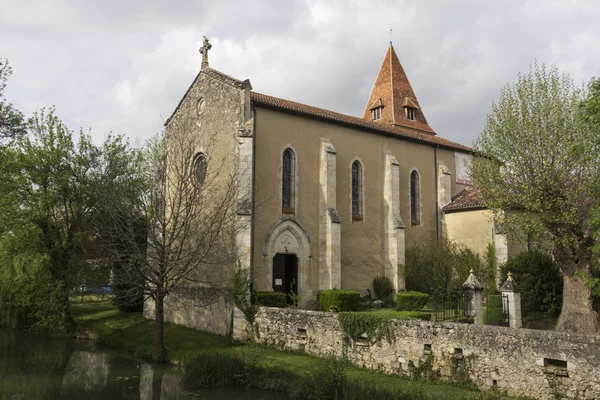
[282,148,295,212]
[351,160,363,219]
[193,152,208,187]
[410,170,420,225]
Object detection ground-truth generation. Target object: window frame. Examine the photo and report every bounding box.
[372,107,382,121]
[351,159,364,221]
[410,169,421,226]
[281,147,296,214]
[192,152,208,187]
[406,107,415,121]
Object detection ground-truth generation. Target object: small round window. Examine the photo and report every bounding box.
[193,152,208,186]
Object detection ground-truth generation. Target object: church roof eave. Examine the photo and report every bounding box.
[251,92,472,153]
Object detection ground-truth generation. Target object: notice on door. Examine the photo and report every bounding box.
[275,279,283,286]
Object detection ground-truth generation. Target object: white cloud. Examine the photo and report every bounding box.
[1,0,599,146]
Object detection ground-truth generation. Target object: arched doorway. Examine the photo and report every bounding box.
[272,253,298,299]
[262,218,312,306]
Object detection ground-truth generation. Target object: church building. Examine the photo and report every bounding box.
[150,38,486,334]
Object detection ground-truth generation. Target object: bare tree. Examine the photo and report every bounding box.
[96,128,246,361]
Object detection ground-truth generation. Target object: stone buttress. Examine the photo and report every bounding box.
[319,138,341,290]
[383,151,405,290]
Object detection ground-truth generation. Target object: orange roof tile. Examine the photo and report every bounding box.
[362,45,436,135]
[442,187,485,212]
[251,92,472,152]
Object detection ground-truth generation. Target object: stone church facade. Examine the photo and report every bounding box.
[148,39,491,333]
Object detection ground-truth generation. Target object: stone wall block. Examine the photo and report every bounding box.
[254,307,600,400]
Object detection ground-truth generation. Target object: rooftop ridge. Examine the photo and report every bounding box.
[251,91,471,152]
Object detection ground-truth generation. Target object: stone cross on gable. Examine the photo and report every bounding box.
[199,36,212,70]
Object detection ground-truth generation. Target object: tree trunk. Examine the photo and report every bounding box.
[153,293,168,363]
[554,246,599,333]
[61,288,77,335]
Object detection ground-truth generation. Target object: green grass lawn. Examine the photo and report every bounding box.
[72,299,519,399]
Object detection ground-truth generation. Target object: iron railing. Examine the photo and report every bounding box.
[432,290,472,322]
[485,293,509,326]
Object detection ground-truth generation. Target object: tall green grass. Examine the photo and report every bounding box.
[182,350,294,392]
[183,351,517,400]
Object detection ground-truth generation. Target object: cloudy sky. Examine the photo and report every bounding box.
[2,0,599,146]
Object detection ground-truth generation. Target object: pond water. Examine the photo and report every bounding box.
[0,329,284,399]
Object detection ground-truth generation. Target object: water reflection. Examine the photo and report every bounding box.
[62,352,110,392]
[0,329,283,399]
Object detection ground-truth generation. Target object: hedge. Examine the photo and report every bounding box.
[318,290,361,312]
[254,291,288,308]
[404,311,433,321]
[395,291,429,311]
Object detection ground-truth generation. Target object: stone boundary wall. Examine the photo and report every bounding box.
[255,307,600,399]
[144,289,233,336]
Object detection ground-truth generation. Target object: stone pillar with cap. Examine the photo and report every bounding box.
[500,272,522,328]
[462,269,484,325]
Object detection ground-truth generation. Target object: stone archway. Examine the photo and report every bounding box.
[262,218,313,306]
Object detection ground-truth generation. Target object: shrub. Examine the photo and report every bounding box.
[404,311,432,321]
[373,275,395,306]
[500,250,563,317]
[396,291,429,311]
[254,291,288,308]
[405,240,489,294]
[318,290,360,312]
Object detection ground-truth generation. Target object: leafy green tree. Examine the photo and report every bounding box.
[500,251,563,318]
[0,109,134,332]
[584,77,600,298]
[405,240,485,294]
[472,62,600,333]
[579,77,600,131]
[0,58,26,145]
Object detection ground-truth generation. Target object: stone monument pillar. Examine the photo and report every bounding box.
[462,269,484,325]
[500,272,522,329]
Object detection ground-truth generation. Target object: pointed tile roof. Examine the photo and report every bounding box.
[362,44,436,135]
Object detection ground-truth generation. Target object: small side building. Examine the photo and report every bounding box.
[443,186,526,283]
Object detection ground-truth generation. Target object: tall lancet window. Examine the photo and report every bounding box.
[193,152,208,187]
[282,148,295,213]
[410,170,420,225]
[352,160,363,220]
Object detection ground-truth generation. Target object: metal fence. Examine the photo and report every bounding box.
[431,290,473,322]
[485,292,509,326]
